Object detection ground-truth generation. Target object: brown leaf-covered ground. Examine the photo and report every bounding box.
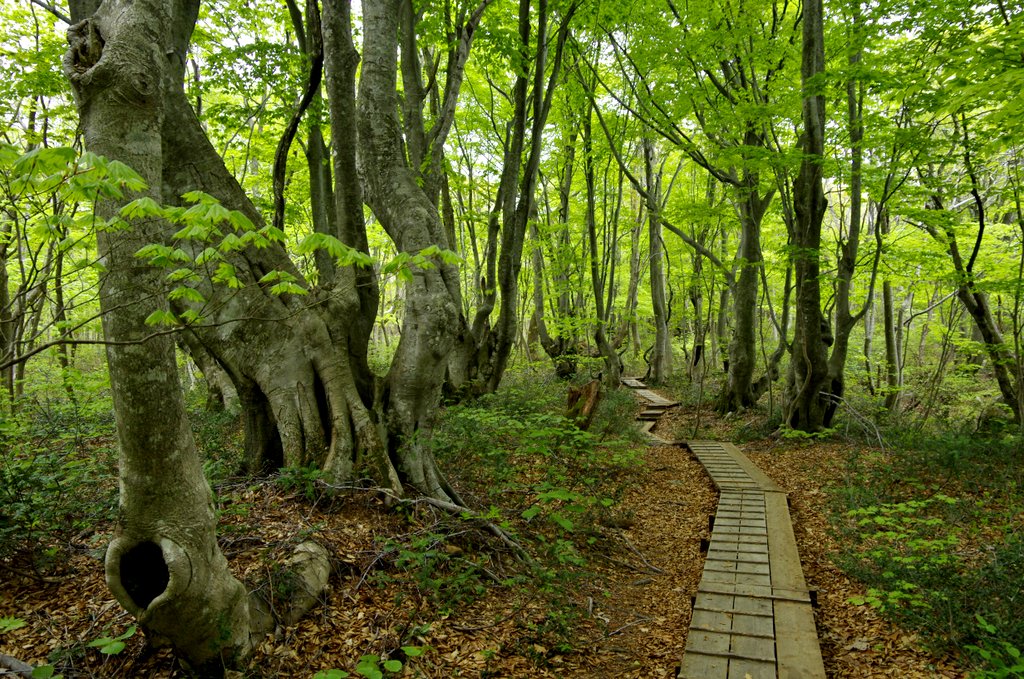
[0,391,971,677]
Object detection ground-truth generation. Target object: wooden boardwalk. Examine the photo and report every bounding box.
[623,379,825,679]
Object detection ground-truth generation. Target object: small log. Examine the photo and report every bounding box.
[567,379,602,430]
[0,654,35,678]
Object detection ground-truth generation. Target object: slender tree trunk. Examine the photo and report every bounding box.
[449,0,573,391]
[644,138,671,383]
[583,108,620,385]
[322,0,380,404]
[0,227,12,405]
[882,281,900,409]
[823,11,879,427]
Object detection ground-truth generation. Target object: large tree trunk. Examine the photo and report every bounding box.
[358,0,464,502]
[784,0,830,431]
[159,87,391,486]
[64,0,251,669]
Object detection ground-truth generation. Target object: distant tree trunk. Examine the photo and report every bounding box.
[583,107,620,386]
[823,14,879,427]
[644,138,671,384]
[0,228,12,404]
[535,134,581,377]
[617,211,643,355]
[449,0,573,391]
[863,296,876,395]
[784,0,830,431]
[918,115,1021,419]
[717,171,774,412]
[882,284,900,409]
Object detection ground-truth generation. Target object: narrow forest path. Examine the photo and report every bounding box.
[564,379,965,679]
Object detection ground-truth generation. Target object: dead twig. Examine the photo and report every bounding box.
[621,535,665,574]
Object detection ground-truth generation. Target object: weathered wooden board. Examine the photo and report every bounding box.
[765,491,826,679]
[679,442,824,679]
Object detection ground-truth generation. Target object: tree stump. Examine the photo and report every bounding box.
[567,379,602,430]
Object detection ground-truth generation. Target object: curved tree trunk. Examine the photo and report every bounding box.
[64,0,251,669]
[160,84,394,487]
[358,0,465,502]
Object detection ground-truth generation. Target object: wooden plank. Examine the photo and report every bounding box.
[728,657,777,679]
[679,650,729,679]
[683,441,826,679]
[764,491,826,679]
[634,388,679,407]
[718,443,783,492]
[763,492,810,592]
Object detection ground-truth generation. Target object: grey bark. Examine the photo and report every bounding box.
[823,14,880,427]
[582,105,620,385]
[717,173,774,413]
[450,0,575,391]
[644,138,671,384]
[64,1,347,669]
[64,0,250,669]
[358,0,465,502]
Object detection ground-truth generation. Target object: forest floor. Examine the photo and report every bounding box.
[0,389,972,678]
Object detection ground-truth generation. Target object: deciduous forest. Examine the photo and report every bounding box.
[0,0,1021,675]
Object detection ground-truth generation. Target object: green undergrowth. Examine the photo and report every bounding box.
[370,365,647,660]
[0,366,118,571]
[0,363,248,572]
[831,427,1024,677]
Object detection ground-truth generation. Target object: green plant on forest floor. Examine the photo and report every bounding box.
[967,616,1024,679]
[275,464,326,502]
[311,646,425,679]
[423,374,642,656]
[87,625,136,655]
[833,430,1024,674]
[0,407,117,567]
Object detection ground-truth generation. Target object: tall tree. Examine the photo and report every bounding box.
[64,0,252,667]
[783,0,829,430]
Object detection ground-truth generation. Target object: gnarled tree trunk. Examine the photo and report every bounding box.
[65,0,251,668]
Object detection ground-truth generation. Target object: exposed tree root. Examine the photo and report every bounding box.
[321,482,530,562]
